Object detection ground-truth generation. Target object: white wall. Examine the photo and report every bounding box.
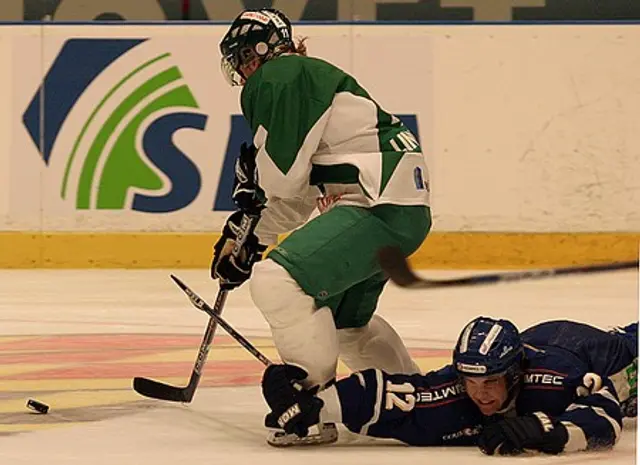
[2,24,639,233]
[429,25,640,232]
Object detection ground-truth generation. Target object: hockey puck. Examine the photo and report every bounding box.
[27,399,49,414]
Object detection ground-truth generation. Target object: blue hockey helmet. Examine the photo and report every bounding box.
[453,316,524,379]
[219,8,294,86]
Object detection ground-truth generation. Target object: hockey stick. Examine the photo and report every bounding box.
[170,275,341,447]
[133,289,229,402]
[378,246,639,289]
[170,274,272,366]
[132,213,259,402]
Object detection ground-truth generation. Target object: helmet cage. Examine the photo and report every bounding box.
[220,9,294,86]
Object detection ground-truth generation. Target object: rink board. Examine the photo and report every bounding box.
[1,231,638,268]
[1,23,639,268]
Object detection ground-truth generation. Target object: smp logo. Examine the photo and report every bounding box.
[22,38,207,213]
[21,38,423,214]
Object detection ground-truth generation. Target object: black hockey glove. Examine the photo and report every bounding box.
[232,143,264,215]
[211,211,266,290]
[262,364,324,438]
[479,412,568,456]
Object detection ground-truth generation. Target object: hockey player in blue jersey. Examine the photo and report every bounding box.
[262,362,483,447]
[453,317,637,456]
[261,318,636,452]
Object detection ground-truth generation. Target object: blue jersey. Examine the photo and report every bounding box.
[334,365,483,446]
[515,320,637,452]
[331,320,636,450]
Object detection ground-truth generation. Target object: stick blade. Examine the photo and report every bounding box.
[133,377,193,403]
[378,246,426,288]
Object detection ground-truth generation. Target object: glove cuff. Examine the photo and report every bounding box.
[531,412,568,454]
[531,412,554,433]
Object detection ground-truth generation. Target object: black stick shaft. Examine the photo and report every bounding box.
[170,274,272,367]
[192,289,228,378]
[378,246,639,289]
[132,213,259,402]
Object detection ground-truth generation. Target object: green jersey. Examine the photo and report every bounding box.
[241,54,430,244]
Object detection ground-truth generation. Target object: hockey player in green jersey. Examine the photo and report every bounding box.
[213,8,432,445]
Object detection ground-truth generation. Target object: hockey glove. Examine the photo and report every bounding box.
[232,143,264,215]
[479,412,568,456]
[211,211,266,290]
[262,364,324,438]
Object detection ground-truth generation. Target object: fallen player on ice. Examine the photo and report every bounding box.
[261,318,637,455]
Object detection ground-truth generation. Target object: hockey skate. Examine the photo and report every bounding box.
[621,395,637,418]
[609,324,638,417]
[621,359,638,418]
[265,413,338,447]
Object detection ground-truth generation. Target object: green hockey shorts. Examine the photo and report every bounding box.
[267,204,431,329]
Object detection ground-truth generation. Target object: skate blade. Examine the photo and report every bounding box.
[266,423,338,448]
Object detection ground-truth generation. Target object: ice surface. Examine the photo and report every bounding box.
[0,268,636,464]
